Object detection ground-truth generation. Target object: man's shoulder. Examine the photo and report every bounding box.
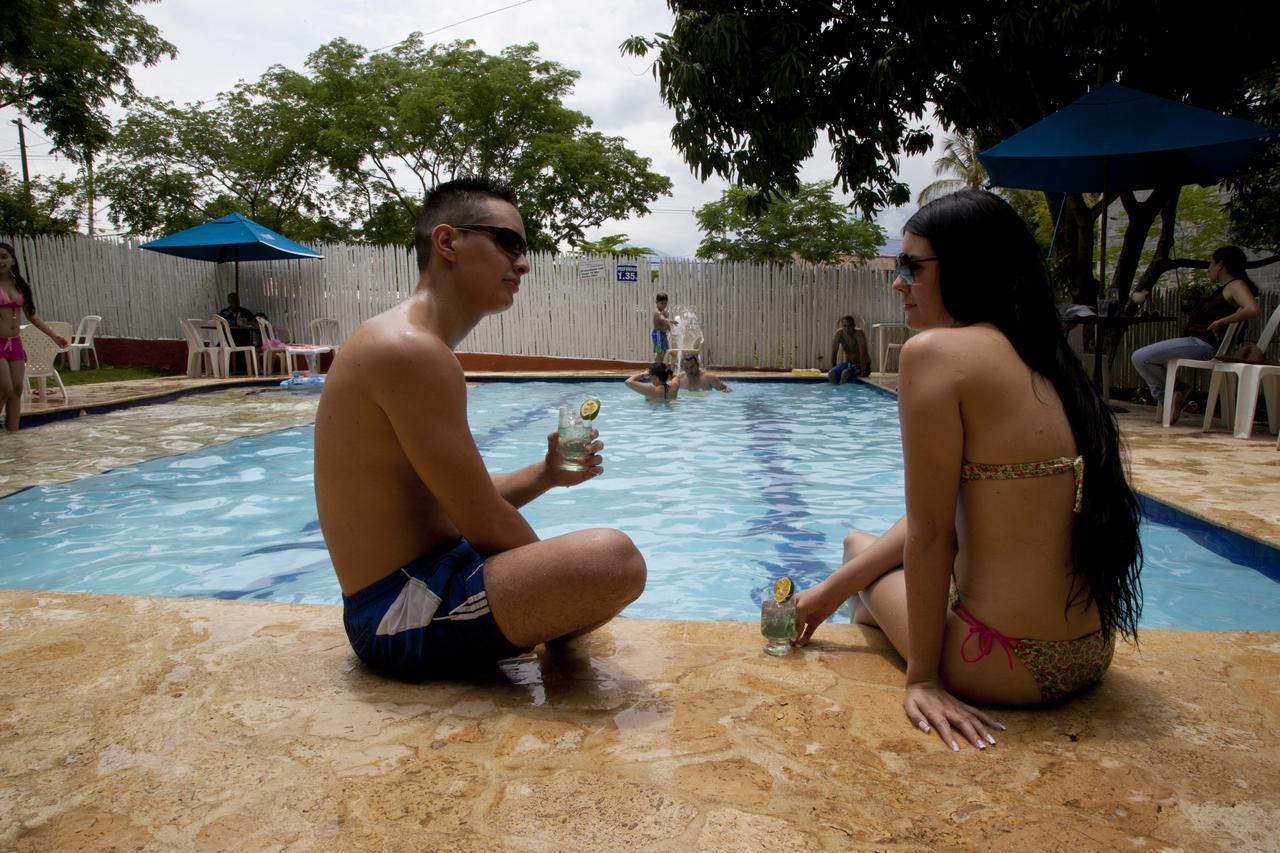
[346,314,459,378]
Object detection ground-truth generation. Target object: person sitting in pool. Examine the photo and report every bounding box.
[676,353,731,392]
[793,190,1143,751]
[314,178,646,681]
[624,361,678,400]
[828,314,870,384]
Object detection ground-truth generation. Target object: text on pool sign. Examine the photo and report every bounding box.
[617,264,638,282]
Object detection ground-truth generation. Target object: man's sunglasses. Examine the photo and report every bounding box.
[452,224,528,259]
[895,253,939,284]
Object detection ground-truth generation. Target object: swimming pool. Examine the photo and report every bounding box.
[1,381,1277,629]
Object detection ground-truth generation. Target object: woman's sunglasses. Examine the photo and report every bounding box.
[452,224,528,259]
[895,253,938,284]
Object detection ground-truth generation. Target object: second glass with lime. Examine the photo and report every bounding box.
[761,577,798,655]
[557,398,600,472]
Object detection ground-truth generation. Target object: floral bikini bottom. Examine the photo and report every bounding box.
[953,599,1115,704]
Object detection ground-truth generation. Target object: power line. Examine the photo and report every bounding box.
[370,0,537,53]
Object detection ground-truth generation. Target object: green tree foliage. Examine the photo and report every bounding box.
[624,2,1278,299]
[1222,73,1279,252]
[573,234,654,256]
[98,82,343,240]
[695,181,885,264]
[0,163,81,235]
[0,0,175,156]
[280,37,672,250]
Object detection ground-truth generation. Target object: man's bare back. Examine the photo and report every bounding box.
[315,179,645,680]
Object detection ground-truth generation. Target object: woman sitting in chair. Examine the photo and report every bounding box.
[0,242,69,432]
[1130,246,1260,422]
[793,190,1143,751]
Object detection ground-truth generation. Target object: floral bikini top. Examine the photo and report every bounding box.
[960,455,1084,513]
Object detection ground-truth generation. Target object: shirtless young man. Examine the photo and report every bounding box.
[314,178,646,680]
[675,353,731,392]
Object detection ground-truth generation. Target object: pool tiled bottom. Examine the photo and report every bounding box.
[1,590,1277,850]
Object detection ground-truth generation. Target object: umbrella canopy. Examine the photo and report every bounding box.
[141,212,323,299]
[141,212,324,264]
[978,83,1277,193]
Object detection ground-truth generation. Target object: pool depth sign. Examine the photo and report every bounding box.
[616,263,638,283]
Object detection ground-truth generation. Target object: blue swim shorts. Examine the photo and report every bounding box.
[342,538,530,681]
[652,328,669,353]
[829,361,863,377]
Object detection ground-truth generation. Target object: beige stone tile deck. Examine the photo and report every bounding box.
[1,375,1278,851]
[1,591,1277,851]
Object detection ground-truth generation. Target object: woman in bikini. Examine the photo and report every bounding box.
[1,242,69,432]
[793,190,1142,751]
[624,361,678,401]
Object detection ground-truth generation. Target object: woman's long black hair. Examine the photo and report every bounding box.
[0,242,35,316]
[649,361,672,390]
[905,190,1143,641]
[1212,245,1260,297]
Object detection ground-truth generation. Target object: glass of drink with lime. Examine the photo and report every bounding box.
[760,577,797,656]
[556,398,600,472]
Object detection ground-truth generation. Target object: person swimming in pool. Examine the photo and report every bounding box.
[624,361,678,400]
[314,178,646,681]
[793,190,1143,751]
[675,353,731,392]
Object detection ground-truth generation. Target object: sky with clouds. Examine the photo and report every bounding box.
[1,0,944,256]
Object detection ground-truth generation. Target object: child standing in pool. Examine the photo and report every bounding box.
[652,292,677,367]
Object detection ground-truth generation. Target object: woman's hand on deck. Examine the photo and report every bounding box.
[904,680,1004,752]
[792,580,843,646]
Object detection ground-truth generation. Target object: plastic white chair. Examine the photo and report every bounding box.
[179,318,216,378]
[1202,304,1280,439]
[1160,322,1242,428]
[65,315,102,370]
[210,315,260,378]
[309,318,343,355]
[871,322,909,373]
[19,325,68,403]
[257,315,289,376]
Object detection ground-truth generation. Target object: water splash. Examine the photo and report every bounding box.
[669,304,703,374]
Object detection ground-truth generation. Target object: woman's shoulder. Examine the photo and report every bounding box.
[902,325,1007,359]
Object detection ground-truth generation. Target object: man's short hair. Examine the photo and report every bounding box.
[655,292,668,303]
[840,315,856,326]
[414,178,520,271]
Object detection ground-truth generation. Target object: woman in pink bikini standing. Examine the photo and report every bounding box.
[794,190,1143,751]
[0,242,69,432]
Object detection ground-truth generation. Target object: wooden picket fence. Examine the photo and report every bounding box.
[5,233,1277,378]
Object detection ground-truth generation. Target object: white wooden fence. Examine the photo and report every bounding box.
[5,233,1277,378]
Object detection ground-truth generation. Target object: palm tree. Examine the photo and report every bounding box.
[916,132,988,205]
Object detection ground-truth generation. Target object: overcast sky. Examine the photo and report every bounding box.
[1,0,943,256]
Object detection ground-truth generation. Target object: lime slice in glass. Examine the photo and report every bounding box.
[773,577,795,604]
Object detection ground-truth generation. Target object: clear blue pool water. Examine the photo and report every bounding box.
[1,381,1277,629]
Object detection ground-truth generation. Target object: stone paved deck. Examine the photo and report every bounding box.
[1,591,1277,851]
[1,375,1277,851]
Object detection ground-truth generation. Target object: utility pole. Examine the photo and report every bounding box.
[11,119,32,203]
[85,151,95,237]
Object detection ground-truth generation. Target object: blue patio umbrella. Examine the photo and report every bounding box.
[978,83,1277,193]
[978,83,1276,398]
[140,212,323,296]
